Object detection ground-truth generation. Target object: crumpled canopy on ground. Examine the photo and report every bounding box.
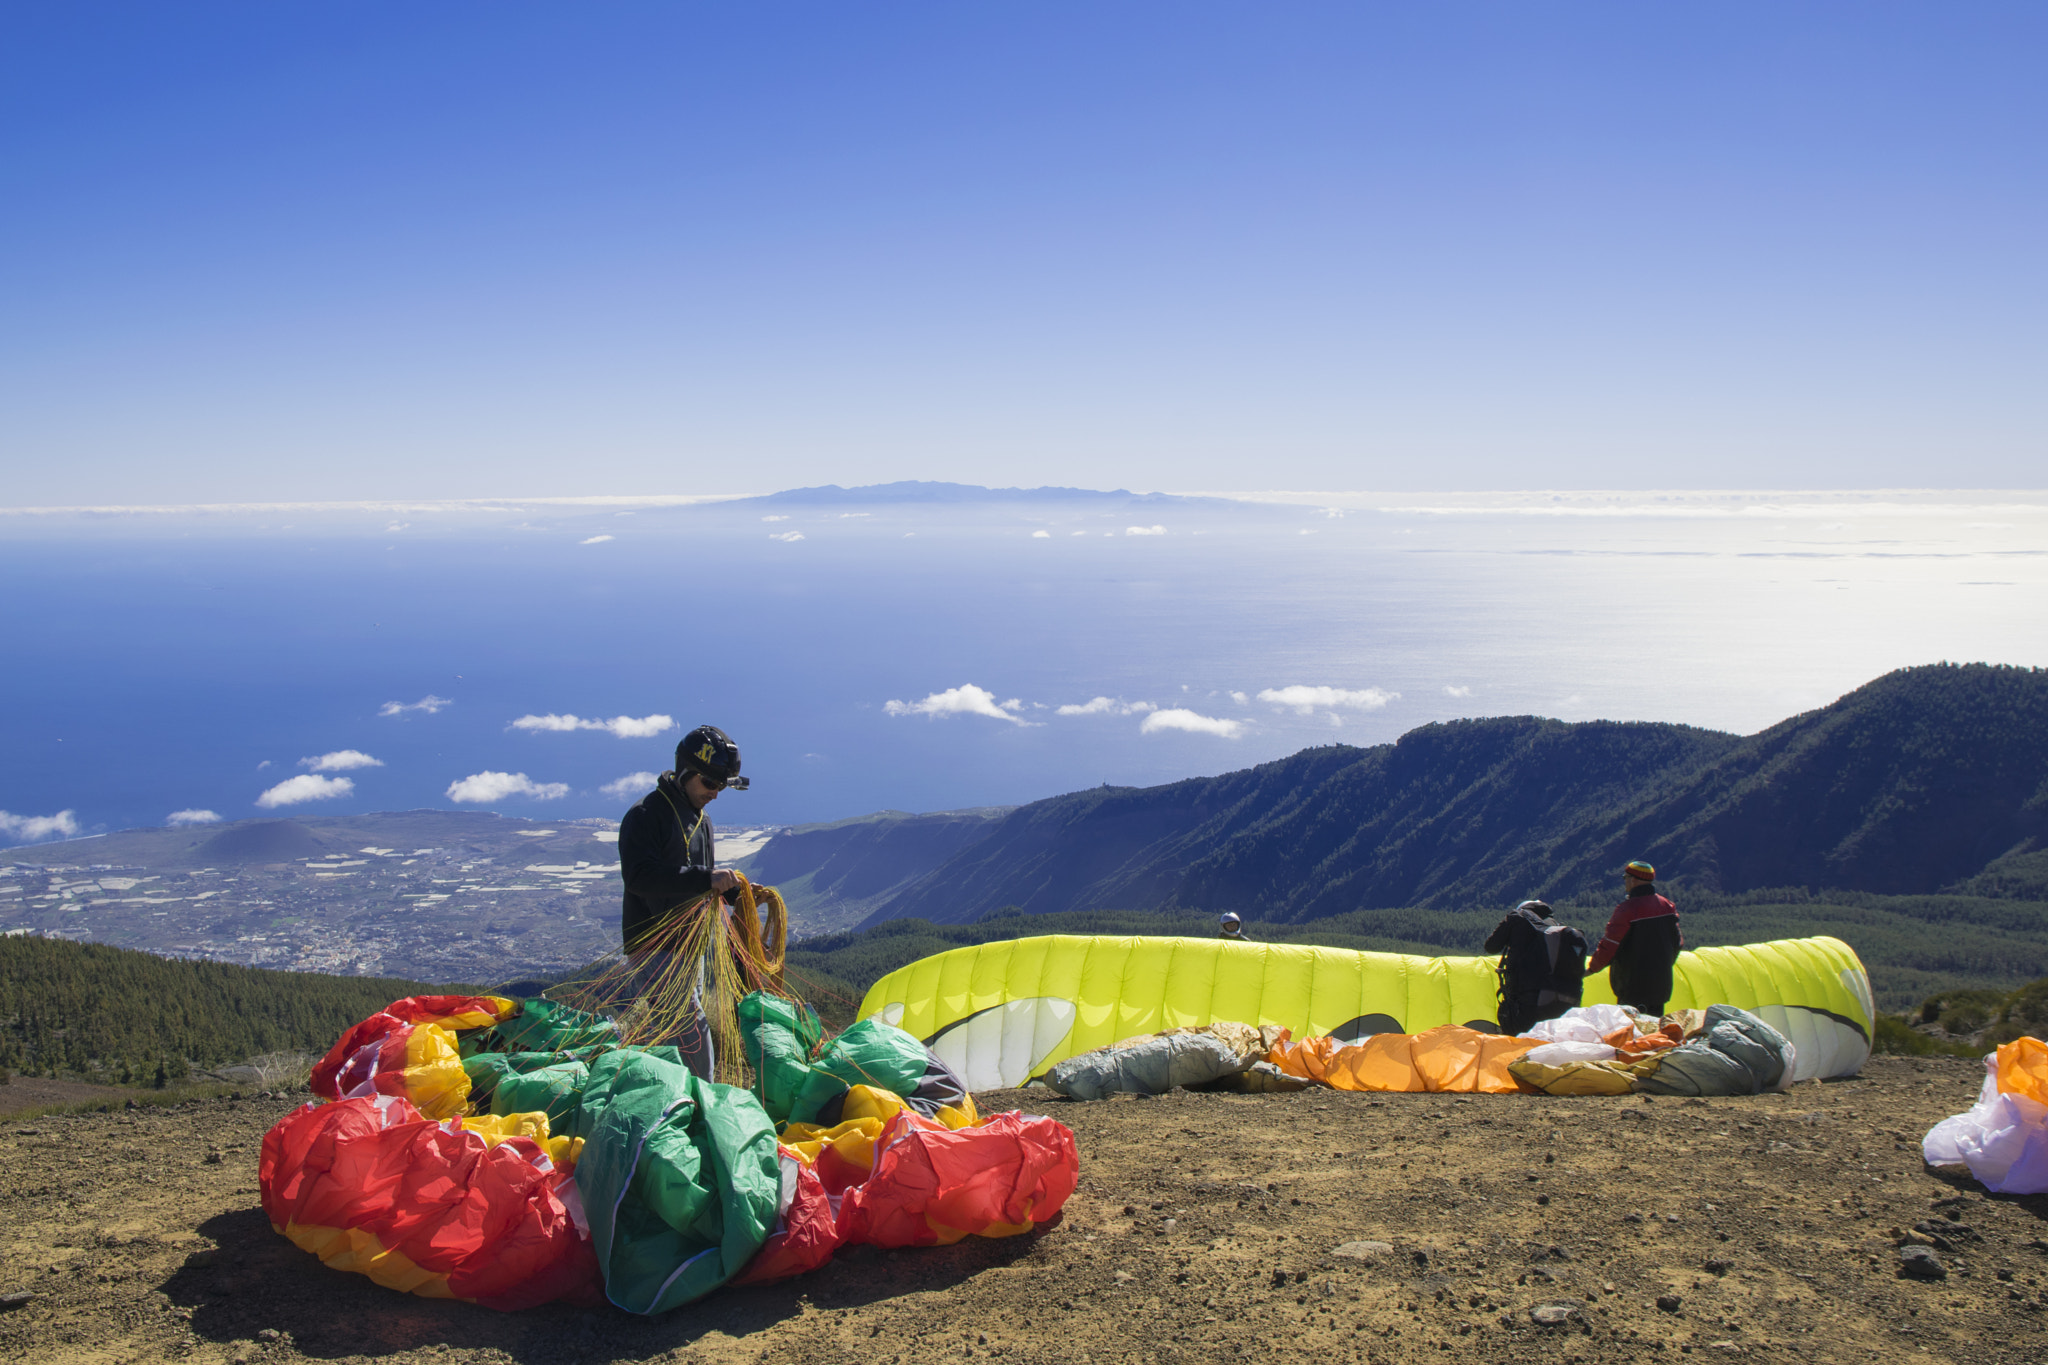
[264,990,1079,1314]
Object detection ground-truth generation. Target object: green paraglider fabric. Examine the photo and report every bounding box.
[737,992,824,1124]
[490,1059,590,1131]
[789,1017,932,1126]
[489,996,621,1054]
[574,1048,781,1313]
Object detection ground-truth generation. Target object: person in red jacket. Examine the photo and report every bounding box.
[1585,860,1683,1016]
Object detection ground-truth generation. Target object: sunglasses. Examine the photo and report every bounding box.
[694,773,750,792]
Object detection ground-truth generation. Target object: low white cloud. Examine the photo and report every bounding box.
[762,515,789,522]
[445,771,570,803]
[1444,685,1472,698]
[300,749,383,772]
[769,531,806,542]
[1140,709,1243,739]
[1229,691,1249,705]
[1071,530,1087,537]
[256,774,354,809]
[885,684,1037,725]
[1031,530,1051,538]
[580,534,614,545]
[1056,697,1157,717]
[385,521,410,533]
[257,759,272,770]
[511,713,676,739]
[0,809,81,843]
[1257,685,1399,716]
[167,809,222,826]
[380,695,452,717]
[600,771,660,799]
[1125,525,1166,536]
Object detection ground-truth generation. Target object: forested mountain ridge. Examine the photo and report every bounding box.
[842,663,2048,926]
[0,936,449,1082]
[735,807,1013,932]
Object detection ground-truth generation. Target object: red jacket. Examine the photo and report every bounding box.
[1585,888,1681,973]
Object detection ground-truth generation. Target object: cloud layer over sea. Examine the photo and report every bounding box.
[2,487,2043,842]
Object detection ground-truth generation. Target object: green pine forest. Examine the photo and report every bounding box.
[0,935,447,1086]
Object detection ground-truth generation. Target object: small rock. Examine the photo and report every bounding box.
[1623,1213,1644,1224]
[1656,1294,1683,1312]
[1529,1301,1580,1327]
[1331,1240,1395,1260]
[1114,1271,1133,1284]
[1898,1247,1947,1281]
[257,1328,282,1341]
[13,1128,38,1137]
[1915,1219,1975,1242]
[1536,1194,1551,1206]
[1704,1259,1733,1276]
[1547,1245,1573,1261]
[0,1292,32,1311]
[1160,1218,1177,1231]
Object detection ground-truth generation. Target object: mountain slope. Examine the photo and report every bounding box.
[849,663,2048,925]
[735,807,1014,931]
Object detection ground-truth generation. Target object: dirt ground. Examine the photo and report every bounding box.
[4,1054,2046,1365]
[0,1076,139,1118]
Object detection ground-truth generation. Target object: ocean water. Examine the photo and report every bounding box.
[3,489,2043,841]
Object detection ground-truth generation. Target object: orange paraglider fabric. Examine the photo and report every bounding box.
[1266,1026,1541,1094]
[259,1093,602,1310]
[1997,1037,2048,1107]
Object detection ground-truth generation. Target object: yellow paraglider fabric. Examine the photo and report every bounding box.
[858,934,1873,1089]
[459,1111,583,1171]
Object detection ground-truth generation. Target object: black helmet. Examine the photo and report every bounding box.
[1515,899,1553,918]
[676,725,749,791]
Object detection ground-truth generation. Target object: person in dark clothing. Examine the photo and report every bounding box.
[1484,899,1588,1035]
[615,724,750,1079]
[1585,859,1683,1016]
[1218,912,1250,942]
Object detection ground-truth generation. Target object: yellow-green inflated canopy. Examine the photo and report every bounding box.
[857,934,1874,1091]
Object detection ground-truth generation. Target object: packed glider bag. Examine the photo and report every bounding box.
[264,990,1079,1313]
[858,934,1874,1089]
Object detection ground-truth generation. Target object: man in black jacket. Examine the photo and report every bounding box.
[616,724,749,1079]
[1586,860,1683,1016]
[1484,899,1589,1035]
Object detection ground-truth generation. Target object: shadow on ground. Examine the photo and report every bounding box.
[165,1205,1050,1362]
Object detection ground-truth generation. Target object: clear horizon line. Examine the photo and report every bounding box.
[5,485,2048,517]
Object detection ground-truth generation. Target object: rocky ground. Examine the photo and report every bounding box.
[3,1054,2045,1365]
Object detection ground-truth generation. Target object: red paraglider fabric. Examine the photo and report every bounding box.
[260,1094,602,1310]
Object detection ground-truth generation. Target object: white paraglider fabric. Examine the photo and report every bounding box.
[1923,1056,2048,1195]
[1517,1004,1639,1044]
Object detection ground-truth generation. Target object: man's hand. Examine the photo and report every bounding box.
[710,870,741,895]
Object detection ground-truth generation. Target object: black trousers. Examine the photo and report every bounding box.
[1498,988,1579,1036]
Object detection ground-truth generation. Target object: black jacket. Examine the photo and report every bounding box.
[618,773,716,952]
[1484,905,1588,1004]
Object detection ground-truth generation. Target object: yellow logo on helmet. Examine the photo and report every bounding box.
[696,742,716,764]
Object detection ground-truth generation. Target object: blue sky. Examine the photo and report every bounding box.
[3,3,2044,504]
